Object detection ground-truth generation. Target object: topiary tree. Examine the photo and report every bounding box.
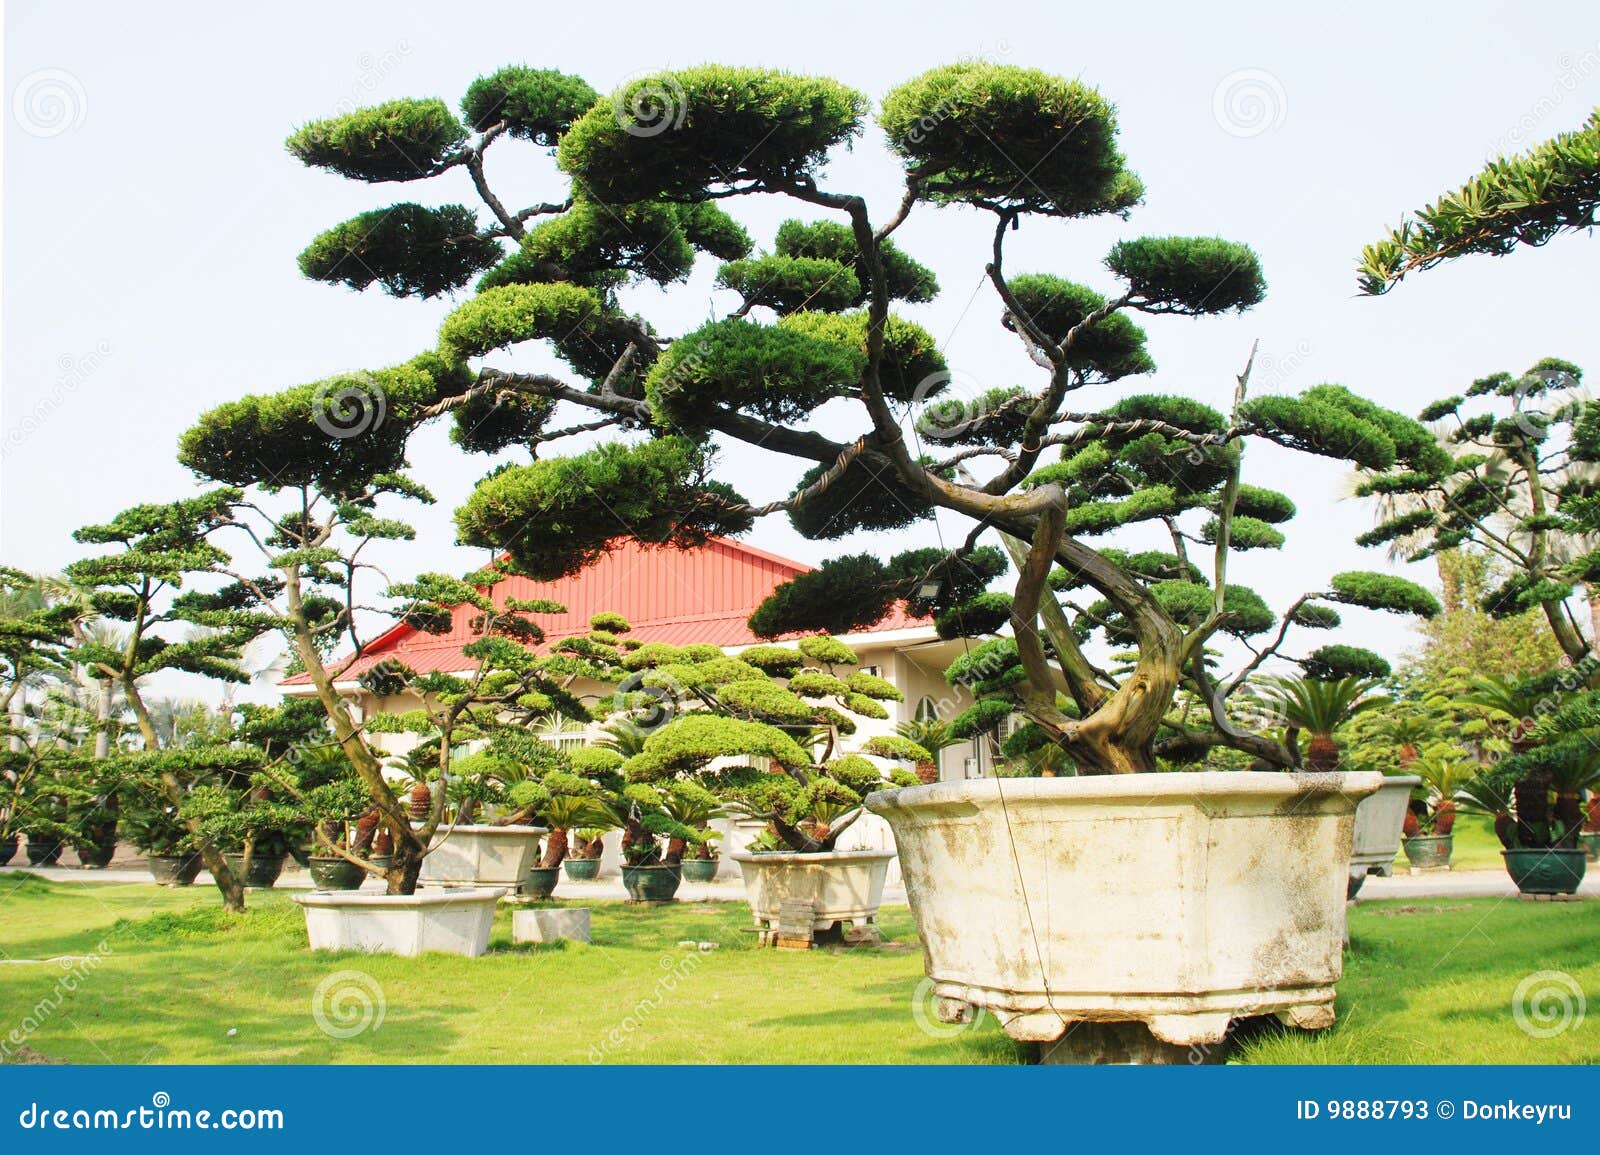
[1358,108,1599,295]
[607,635,919,853]
[1349,357,1600,666]
[181,61,1447,779]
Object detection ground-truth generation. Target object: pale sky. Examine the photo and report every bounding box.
[5,0,1599,701]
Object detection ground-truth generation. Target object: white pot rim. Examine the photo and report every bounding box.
[867,769,1382,812]
[293,887,507,909]
[730,849,896,865]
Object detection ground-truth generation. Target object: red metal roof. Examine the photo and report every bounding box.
[283,536,929,685]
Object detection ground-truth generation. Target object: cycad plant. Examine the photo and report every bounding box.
[1405,750,1479,836]
[1261,676,1389,772]
[894,718,959,784]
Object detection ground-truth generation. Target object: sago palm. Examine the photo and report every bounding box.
[1262,676,1388,771]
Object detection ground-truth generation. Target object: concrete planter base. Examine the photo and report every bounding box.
[512,907,590,944]
[730,850,894,943]
[294,888,505,956]
[417,825,545,889]
[866,771,1379,1056]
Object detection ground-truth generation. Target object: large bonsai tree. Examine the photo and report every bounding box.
[181,62,1447,778]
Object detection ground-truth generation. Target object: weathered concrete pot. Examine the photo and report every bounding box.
[294,888,505,956]
[865,771,1379,1053]
[1347,774,1420,897]
[417,825,545,888]
[730,850,895,939]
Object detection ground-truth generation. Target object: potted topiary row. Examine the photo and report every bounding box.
[1400,752,1478,870]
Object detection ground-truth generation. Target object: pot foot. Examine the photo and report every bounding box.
[1036,1021,1228,1066]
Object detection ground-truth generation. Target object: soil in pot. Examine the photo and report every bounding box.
[308,856,368,891]
[223,853,286,889]
[148,854,202,886]
[622,863,681,903]
[521,866,560,899]
[680,858,719,883]
[1402,835,1453,870]
[24,837,63,866]
[1503,848,1587,895]
[0,834,17,867]
[563,857,601,881]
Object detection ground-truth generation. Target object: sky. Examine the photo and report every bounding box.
[4,0,1599,702]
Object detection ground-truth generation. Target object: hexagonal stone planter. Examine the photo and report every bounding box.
[417,825,546,889]
[294,888,505,956]
[730,850,894,943]
[1347,775,1420,897]
[866,771,1379,1059]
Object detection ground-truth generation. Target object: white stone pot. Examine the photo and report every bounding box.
[865,771,1380,1050]
[294,888,505,957]
[1348,775,1420,895]
[417,824,546,888]
[730,850,894,938]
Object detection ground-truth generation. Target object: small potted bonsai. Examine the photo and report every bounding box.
[586,783,707,903]
[1400,751,1475,870]
[1459,756,1595,895]
[495,738,617,899]
[119,791,202,886]
[612,634,917,935]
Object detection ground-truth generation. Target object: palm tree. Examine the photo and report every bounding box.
[1261,676,1389,771]
[1376,711,1434,767]
[1408,750,1478,835]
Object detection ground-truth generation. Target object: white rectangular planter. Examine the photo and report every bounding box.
[294,888,505,957]
[1348,775,1420,890]
[729,850,894,935]
[417,824,545,888]
[866,771,1380,1051]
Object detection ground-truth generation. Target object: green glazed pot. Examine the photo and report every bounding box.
[622,863,682,904]
[0,834,17,867]
[1503,848,1587,895]
[1402,835,1453,870]
[148,853,202,886]
[563,857,601,882]
[223,853,285,889]
[307,856,368,891]
[25,837,63,866]
[521,866,561,899]
[680,858,719,883]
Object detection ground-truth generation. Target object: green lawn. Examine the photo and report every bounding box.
[0,873,1594,1064]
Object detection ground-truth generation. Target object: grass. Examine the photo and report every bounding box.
[0,873,1594,1064]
